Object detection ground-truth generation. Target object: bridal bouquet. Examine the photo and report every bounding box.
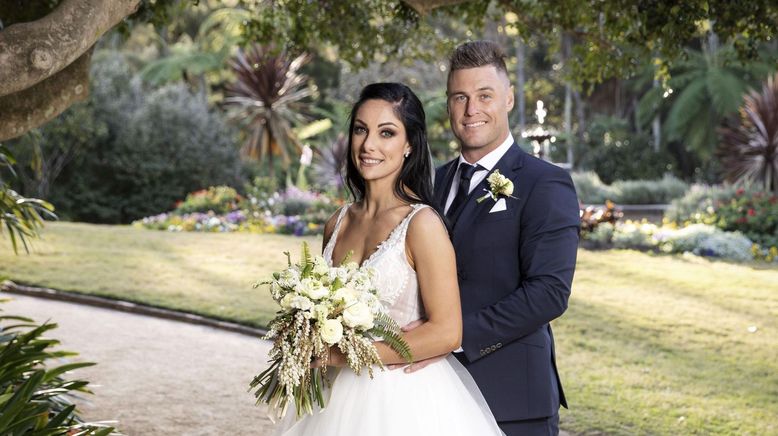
[250,242,412,420]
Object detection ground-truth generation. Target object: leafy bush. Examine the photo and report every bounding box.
[582,221,768,263]
[579,115,674,184]
[0,305,116,434]
[571,172,615,204]
[175,186,242,215]
[665,185,778,248]
[612,174,688,204]
[573,172,688,204]
[45,51,241,223]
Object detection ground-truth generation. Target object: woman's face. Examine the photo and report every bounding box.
[351,99,410,184]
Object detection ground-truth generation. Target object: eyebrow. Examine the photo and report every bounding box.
[378,122,398,127]
[448,86,496,96]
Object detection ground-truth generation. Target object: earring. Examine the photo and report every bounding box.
[404,151,410,158]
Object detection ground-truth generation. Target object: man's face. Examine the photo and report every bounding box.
[447,65,514,158]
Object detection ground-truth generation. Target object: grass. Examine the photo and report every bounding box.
[2,222,777,434]
[0,222,320,327]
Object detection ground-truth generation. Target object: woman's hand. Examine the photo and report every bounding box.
[311,346,347,368]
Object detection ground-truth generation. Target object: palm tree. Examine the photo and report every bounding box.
[636,39,773,161]
[718,73,778,192]
[140,8,252,98]
[224,44,315,178]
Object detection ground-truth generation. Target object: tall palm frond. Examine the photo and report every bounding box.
[718,73,778,192]
[636,44,772,159]
[140,8,251,86]
[0,145,56,254]
[224,44,315,176]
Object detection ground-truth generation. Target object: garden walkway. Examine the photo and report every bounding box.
[5,293,572,436]
[4,293,275,435]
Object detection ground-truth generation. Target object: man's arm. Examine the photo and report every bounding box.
[460,168,580,363]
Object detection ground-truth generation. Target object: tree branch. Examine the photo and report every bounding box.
[0,49,92,141]
[0,0,141,97]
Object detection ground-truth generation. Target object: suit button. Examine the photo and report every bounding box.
[479,349,486,356]
[490,345,496,351]
[496,343,502,349]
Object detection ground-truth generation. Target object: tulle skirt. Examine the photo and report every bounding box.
[276,355,503,436]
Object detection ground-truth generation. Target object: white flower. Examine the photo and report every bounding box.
[298,278,329,300]
[312,304,331,322]
[312,255,330,276]
[280,293,313,311]
[477,170,515,203]
[333,286,359,305]
[278,268,301,289]
[342,302,374,330]
[300,144,313,166]
[320,318,343,344]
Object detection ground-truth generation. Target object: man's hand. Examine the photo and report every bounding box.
[386,319,445,373]
[311,346,346,368]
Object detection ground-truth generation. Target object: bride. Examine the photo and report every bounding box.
[277,82,502,435]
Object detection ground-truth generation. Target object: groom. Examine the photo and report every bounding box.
[404,41,580,435]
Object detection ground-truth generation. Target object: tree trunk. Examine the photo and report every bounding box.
[0,0,141,97]
[515,37,526,143]
[0,48,92,141]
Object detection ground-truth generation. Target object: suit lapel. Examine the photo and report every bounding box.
[451,144,526,247]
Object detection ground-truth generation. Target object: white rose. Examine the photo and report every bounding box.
[299,278,329,300]
[312,256,330,276]
[319,319,343,345]
[333,286,359,305]
[342,302,374,330]
[281,293,313,311]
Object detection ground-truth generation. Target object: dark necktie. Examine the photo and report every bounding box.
[446,162,479,221]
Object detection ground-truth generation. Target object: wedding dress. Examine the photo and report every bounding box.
[277,203,503,436]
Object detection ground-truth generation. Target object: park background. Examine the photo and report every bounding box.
[1,0,777,434]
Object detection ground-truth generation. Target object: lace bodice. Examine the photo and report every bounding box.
[323,204,429,326]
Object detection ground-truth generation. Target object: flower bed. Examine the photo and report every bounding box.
[583,220,777,263]
[133,184,342,236]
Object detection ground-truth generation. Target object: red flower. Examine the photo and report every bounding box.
[747,208,756,216]
[736,188,745,196]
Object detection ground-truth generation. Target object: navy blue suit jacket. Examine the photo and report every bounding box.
[434,144,579,422]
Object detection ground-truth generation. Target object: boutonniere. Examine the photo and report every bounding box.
[476,170,517,203]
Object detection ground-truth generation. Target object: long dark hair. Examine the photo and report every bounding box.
[345,82,434,207]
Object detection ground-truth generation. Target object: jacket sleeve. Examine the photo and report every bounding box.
[461,167,580,362]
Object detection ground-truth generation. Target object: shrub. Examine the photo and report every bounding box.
[47,52,241,223]
[573,172,688,204]
[571,171,615,204]
[611,174,688,204]
[665,185,778,248]
[579,115,674,184]
[175,186,242,215]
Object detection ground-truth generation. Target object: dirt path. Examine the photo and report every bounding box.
[4,294,275,435]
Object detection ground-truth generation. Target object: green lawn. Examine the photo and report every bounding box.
[2,222,777,435]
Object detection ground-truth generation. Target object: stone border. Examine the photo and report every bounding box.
[0,280,267,338]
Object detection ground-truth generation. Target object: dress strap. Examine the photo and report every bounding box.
[323,204,351,263]
[396,204,431,241]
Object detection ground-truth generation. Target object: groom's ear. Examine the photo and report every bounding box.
[506,85,515,111]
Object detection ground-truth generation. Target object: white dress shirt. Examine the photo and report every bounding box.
[443,134,515,215]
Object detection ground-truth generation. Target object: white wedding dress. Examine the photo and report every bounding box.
[276,204,503,436]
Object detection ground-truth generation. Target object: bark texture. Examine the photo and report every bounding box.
[0,49,91,141]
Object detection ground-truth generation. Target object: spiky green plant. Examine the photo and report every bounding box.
[718,73,778,192]
[224,44,315,178]
[0,301,117,434]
